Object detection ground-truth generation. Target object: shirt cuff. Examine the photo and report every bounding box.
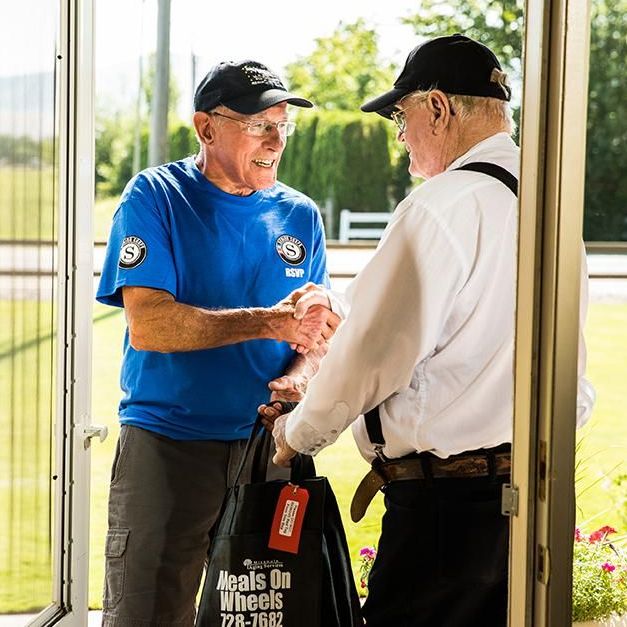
[284,402,348,455]
[327,289,350,319]
[576,376,596,428]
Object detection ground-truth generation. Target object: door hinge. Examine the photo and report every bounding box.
[501,483,519,516]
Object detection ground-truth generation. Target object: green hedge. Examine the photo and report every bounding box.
[279,110,410,238]
[97,122,197,197]
[96,114,411,238]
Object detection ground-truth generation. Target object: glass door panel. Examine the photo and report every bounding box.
[0,1,60,617]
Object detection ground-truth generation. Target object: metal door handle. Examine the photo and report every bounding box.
[80,424,109,447]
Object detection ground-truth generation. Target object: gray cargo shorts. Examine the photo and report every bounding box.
[102,424,288,626]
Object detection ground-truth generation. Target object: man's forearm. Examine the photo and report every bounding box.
[127,298,285,352]
[123,286,332,353]
[266,343,329,402]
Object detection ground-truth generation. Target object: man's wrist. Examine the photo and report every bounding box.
[257,304,292,341]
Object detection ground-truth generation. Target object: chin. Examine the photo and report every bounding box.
[408,163,423,179]
[255,174,278,190]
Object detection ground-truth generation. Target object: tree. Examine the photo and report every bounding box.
[280,19,412,222]
[284,19,397,111]
[402,0,627,241]
[279,111,395,237]
[584,0,627,240]
[401,0,523,78]
[142,52,180,118]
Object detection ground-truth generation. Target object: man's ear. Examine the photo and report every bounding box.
[427,91,452,134]
[193,111,214,144]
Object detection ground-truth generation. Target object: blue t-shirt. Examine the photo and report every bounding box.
[96,157,329,440]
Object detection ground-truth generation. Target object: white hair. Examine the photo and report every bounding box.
[403,84,515,135]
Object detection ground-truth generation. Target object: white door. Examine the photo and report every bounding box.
[0,0,95,624]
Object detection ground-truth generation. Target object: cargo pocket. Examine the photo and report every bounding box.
[103,528,130,609]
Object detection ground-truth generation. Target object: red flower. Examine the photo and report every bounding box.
[589,526,617,543]
[601,562,616,573]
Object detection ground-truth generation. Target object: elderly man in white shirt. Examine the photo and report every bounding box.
[261,34,594,627]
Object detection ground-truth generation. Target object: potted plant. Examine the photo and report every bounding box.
[572,526,627,626]
[358,527,627,625]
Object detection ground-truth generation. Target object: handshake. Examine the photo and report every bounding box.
[262,283,340,467]
[270,283,341,354]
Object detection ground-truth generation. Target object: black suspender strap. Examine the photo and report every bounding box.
[454,161,518,198]
[364,406,389,462]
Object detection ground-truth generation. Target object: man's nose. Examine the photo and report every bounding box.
[264,126,286,148]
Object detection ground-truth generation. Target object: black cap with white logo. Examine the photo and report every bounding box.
[194,60,314,114]
[361,34,511,119]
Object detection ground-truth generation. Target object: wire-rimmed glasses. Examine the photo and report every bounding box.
[210,111,296,138]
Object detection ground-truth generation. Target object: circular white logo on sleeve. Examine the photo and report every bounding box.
[275,235,306,266]
[118,236,147,269]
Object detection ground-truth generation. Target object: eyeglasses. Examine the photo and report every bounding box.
[390,96,428,134]
[210,111,296,138]
[391,94,455,133]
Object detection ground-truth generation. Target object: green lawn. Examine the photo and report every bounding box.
[0,167,116,242]
[0,166,56,241]
[0,300,57,612]
[574,303,627,528]
[0,300,625,612]
[93,196,118,242]
[86,302,627,607]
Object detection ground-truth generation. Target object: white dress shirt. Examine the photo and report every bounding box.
[286,132,594,462]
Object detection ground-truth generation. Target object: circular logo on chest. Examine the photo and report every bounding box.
[275,234,306,266]
[118,236,147,269]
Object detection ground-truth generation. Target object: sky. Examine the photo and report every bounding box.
[0,0,420,135]
[93,0,420,117]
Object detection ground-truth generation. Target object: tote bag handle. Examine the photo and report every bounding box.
[232,402,309,486]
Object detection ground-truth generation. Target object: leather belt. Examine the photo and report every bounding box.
[350,450,511,523]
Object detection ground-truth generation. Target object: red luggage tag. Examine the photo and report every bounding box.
[268,483,309,554]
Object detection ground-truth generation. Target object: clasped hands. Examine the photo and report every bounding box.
[275,283,339,354]
[262,283,336,466]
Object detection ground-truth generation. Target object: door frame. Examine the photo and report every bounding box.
[509,0,592,624]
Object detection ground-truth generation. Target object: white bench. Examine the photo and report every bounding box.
[338,210,392,243]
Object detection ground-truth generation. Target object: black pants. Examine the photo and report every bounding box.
[362,473,510,627]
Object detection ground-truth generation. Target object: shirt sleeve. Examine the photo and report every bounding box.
[576,244,596,426]
[285,199,468,454]
[327,289,350,319]
[96,174,177,308]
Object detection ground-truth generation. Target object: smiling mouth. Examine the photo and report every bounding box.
[253,159,275,168]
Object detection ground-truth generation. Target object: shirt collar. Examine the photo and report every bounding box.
[446,132,516,172]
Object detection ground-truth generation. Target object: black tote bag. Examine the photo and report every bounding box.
[196,416,363,627]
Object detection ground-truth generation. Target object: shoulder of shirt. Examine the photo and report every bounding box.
[133,159,189,185]
[120,159,190,200]
[400,161,518,219]
[265,180,319,212]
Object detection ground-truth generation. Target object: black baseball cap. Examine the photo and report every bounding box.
[193,60,313,114]
[361,34,511,119]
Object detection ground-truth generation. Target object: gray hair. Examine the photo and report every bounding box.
[402,84,515,135]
